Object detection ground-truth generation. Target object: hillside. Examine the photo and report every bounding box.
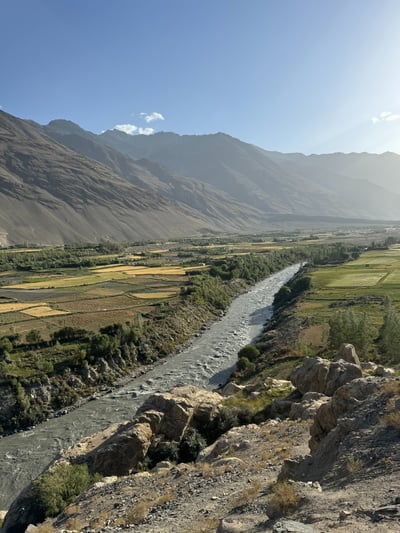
[0,111,226,245]
[42,120,268,231]
[99,130,400,220]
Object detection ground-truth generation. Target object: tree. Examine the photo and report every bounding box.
[328,309,376,357]
[26,329,42,345]
[380,299,400,361]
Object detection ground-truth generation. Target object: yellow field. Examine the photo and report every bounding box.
[92,265,187,275]
[0,302,45,313]
[133,291,177,299]
[21,306,70,317]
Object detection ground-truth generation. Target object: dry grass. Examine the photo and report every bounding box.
[346,454,364,475]
[133,291,177,299]
[117,489,176,526]
[383,410,400,429]
[181,517,220,533]
[231,479,262,508]
[0,302,45,313]
[380,381,400,396]
[268,481,299,518]
[33,521,56,533]
[89,509,113,529]
[21,305,70,317]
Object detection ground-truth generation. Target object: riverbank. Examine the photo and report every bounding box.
[0,265,300,509]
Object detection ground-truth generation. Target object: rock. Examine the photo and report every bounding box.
[137,385,222,440]
[291,357,331,394]
[335,343,361,367]
[92,421,153,476]
[375,365,395,377]
[291,356,362,396]
[273,519,318,532]
[197,424,259,463]
[289,392,329,420]
[212,456,245,469]
[220,382,244,397]
[309,376,382,452]
[361,361,378,372]
[217,515,263,532]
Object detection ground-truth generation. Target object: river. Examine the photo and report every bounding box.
[0,264,299,509]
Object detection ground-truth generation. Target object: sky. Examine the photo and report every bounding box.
[1,0,400,154]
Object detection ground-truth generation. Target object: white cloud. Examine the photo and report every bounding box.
[113,124,138,135]
[371,111,400,124]
[141,111,165,123]
[112,123,155,136]
[138,127,155,135]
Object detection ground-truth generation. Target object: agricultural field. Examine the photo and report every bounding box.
[0,236,288,341]
[296,245,400,351]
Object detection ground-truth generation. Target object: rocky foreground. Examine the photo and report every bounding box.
[2,345,400,533]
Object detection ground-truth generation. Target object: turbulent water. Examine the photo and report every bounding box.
[0,264,299,509]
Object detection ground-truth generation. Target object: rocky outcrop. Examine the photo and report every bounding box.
[289,392,329,420]
[291,356,362,396]
[1,385,223,533]
[309,376,383,452]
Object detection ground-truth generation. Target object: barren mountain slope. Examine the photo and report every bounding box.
[0,111,218,244]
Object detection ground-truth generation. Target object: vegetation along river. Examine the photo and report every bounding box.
[0,264,300,509]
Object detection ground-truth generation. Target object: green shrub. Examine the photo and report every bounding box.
[179,427,207,462]
[238,345,260,361]
[31,463,101,519]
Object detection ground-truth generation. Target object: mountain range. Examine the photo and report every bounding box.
[1,109,400,245]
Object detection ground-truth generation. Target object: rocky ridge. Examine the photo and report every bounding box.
[2,345,399,533]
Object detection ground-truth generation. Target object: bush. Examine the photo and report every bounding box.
[31,463,101,519]
[268,481,299,517]
[238,345,260,362]
[204,407,239,444]
[179,427,207,462]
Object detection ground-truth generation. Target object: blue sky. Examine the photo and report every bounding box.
[1,0,400,154]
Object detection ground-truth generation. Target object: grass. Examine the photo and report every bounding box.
[346,455,364,475]
[231,479,262,508]
[296,246,400,339]
[268,481,299,518]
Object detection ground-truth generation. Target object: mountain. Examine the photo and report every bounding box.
[0,111,223,245]
[99,130,400,220]
[2,109,400,246]
[42,120,268,231]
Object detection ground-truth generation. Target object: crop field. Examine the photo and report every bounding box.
[0,238,239,340]
[297,246,400,329]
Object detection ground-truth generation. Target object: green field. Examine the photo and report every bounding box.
[296,246,400,352]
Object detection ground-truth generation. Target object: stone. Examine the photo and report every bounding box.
[217,515,263,532]
[219,382,244,397]
[309,376,381,452]
[335,343,361,367]
[137,385,222,440]
[92,421,153,476]
[375,365,395,377]
[289,392,329,420]
[291,356,362,397]
[273,519,318,532]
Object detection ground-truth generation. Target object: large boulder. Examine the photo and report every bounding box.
[309,376,382,452]
[335,343,361,367]
[291,357,362,396]
[91,421,153,476]
[289,392,329,420]
[137,385,222,440]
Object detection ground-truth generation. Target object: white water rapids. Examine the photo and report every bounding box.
[0,264,300,509]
